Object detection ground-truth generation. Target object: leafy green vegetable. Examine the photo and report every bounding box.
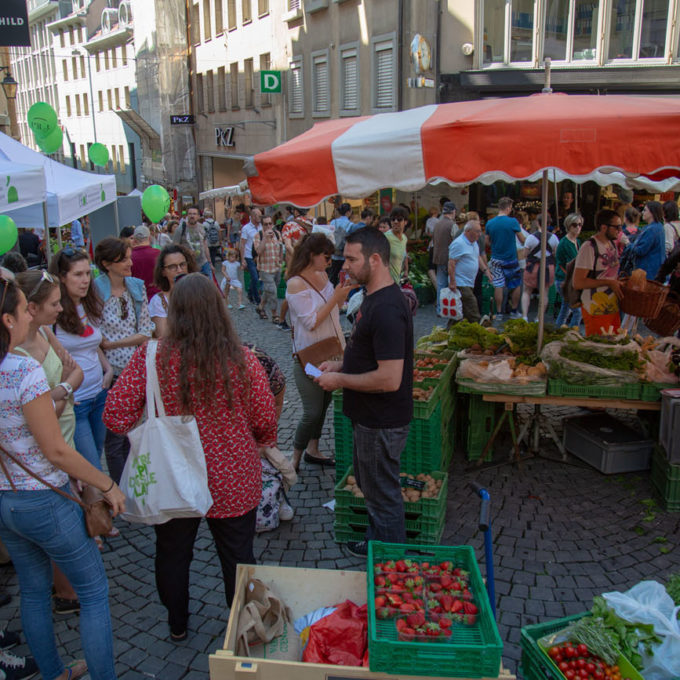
[502,319,567,355]
[667,571,680,606]
[559,343,644,372]
[446,320,500,350]
[566,617,619,665]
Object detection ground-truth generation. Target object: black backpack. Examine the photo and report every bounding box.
[562,238,599,309]
[205,220,220,246]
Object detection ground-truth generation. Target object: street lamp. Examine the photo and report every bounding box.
[0,67,18,101]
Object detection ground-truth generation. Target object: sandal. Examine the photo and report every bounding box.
[257,308,268,320]
[303,451,336,467]
[65,659,88,679]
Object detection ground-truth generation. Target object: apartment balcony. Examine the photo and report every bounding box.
[28,0,59,22]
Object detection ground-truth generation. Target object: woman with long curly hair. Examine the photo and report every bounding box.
[286,233,355,471]
[103,273,276,642]
[48,248,113,471]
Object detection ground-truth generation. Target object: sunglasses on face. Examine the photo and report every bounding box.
[164,261,188,272]
[27,270,56,300]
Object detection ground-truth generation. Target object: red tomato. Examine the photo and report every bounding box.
[576,658,586,669]
[565,670,575,680]
[586,663,596,673]
[577,644,588,657]
[559,662,570,672]
[549,647,561,659]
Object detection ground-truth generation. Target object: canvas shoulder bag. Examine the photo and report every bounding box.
[291,275,344,369]
[0,443,112,537]
[120,340,213,525]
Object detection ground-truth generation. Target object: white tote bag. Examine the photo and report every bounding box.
[120,341,214,525]
[439,287,463,320]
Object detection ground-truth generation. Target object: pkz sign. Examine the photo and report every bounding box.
[215,126,235,147]
[0,0,30,47]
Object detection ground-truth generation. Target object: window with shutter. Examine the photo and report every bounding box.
[373,36,395,110]
[242,0,252,23]
[260,53,271,106]
[340,44,359,114]
[288,58,303,117]
[230,62,239,108]
[217,66,227,111]
[288,0,301,10]
[244,58,254,107]
[227,0,236,29]
[207,69,215,112]
[312,50,330,116]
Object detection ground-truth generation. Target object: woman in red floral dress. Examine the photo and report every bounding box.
[103,273,276,641]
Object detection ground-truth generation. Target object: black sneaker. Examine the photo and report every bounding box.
[54,596,80,615]
[277,320,291,331]
[346,540,368,557]
[0,650,38,680]
[0,630,19,650]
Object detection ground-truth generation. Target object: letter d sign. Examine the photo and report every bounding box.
[261,71,282,93]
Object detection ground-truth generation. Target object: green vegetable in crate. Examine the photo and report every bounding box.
[559,343,644,372]
[666,571,680,607]
[447,320,500,351]
[502,318,567,356]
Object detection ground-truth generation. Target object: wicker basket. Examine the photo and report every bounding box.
[619,278,669,319]
[645,292,680,336]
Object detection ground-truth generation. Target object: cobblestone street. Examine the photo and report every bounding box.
[1,300,678,679]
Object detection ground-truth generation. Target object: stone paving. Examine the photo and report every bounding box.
[1,297,679,679]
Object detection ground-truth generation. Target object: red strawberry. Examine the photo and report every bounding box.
[451,599,464,613]
[374,595,386,608]
[375,576,386,587]
[395,560,408,572]
[440,574,453,589]
[395,618,407,631]
[451,581,462,591]
[463,613,477,625]
[463,602,478,615]
[440,594,454,612]
[406,611,425,628]
[398,626,415,641]
[399,603,415,613]
[462,589,474,601]
[429,582,442,593]
[439,616,452,628]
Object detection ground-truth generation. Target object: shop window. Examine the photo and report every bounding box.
[312,49,330,117]
[544,0,598,62]
[609,0,670,60]
[288,57,303,118]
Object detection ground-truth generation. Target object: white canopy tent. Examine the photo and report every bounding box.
[0,132,117,229]
[0,160,47,217]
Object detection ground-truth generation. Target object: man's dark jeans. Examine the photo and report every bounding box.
[352,422,410,543]
[245,257,261,304]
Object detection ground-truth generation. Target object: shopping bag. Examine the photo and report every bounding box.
[120,341,213,525]
[439,287,463,320]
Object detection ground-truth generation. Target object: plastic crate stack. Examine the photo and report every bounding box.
[332,351,457,545]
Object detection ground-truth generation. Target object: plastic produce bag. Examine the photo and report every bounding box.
[439,287,463,320]
[603,581,680,680]
[302,600,368,666]
[541,339,642,385]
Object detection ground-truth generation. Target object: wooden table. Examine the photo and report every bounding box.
[477,392,660,463]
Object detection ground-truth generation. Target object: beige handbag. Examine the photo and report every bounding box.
[236,578,292,656]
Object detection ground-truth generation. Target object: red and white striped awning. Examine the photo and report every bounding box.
[241,93,680,207]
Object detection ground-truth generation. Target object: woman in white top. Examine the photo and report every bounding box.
[285,233,355,471]
[148,244,198,338]
[0,273,125,680]
[48,248,113,472]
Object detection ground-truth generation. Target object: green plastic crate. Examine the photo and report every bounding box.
[651,445,680,511]
[335,466,447,521]
[521,613,644,680]
[640,382,679,402]
[334,510,445,545]
[367,542,502,678]
[547,379,642,401]
[465,395,503,462]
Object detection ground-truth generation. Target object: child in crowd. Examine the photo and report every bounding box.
[221,249,245,309]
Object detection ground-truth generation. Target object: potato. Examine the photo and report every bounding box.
[347,475,356,485]
[344,485,353,492]
[353,488,364,498]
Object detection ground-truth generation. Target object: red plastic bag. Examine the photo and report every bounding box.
[302,600,368,666]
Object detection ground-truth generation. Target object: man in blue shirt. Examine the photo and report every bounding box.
[485,197,526,319]
[448,220,492,323]
[70,217,85,248]
[329,202,354,285]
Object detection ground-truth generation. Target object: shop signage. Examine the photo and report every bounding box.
[261,70,282,93]
[215,126,235,147]
[0,0,30,47]
[170,115,195,125]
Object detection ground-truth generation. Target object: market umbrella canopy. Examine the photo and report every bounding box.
[244,93,680,207]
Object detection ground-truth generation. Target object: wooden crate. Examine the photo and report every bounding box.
[210,564,514,680]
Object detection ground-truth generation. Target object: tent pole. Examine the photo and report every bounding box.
[43,202,52,265]
[537,170,549,352]
[113,198,120,236]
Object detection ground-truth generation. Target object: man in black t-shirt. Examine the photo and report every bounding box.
[318,228,413,556]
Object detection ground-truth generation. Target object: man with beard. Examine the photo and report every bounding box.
[173,205,212,277]
[573,208,624,336]
[317,228,413,557]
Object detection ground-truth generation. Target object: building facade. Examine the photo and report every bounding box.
[10,0,198,199]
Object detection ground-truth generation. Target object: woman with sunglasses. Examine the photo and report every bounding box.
[555,213,583,327]
[49,249,113,475]
[286,233,354,471]
[0,274,125,680]
[93,238,154,485]
[149,244,198,338]
[15,270,85,615]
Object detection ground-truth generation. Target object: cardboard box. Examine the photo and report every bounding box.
[210,564,514,680]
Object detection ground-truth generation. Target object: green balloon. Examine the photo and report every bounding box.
[142,185,170,223]
[37,126,63,154]
[0,215,18,256]
[27,102,58,139]
[88,143,109,167]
